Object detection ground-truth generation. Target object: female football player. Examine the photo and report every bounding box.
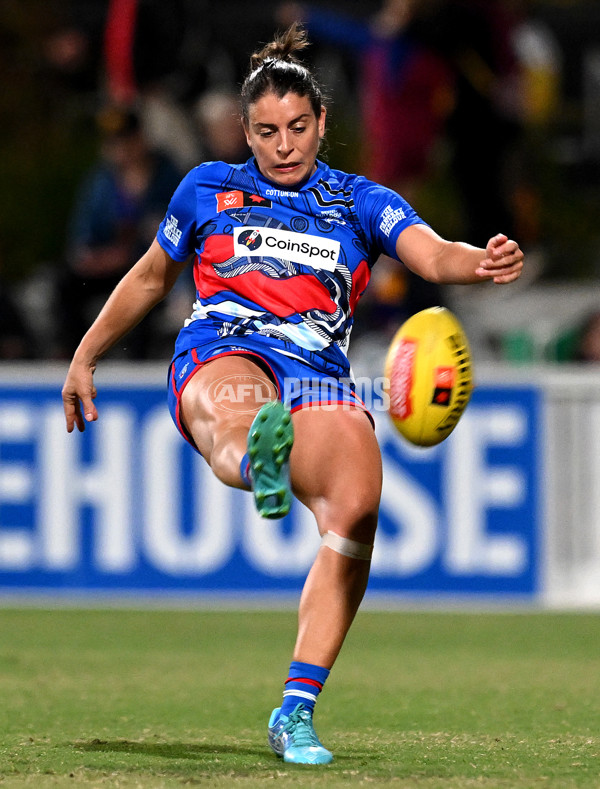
[62,24,524,765]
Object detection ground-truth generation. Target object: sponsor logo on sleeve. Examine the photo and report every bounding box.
[164,214,183,246]
[379,204,407,237]
[233,226,340,271]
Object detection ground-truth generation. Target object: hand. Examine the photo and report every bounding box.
[476,233,524,284]
[62,359,98,433]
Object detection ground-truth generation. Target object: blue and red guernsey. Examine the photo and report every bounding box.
[157,157,425,376]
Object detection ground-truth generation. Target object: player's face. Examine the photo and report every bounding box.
[244,91,326,188]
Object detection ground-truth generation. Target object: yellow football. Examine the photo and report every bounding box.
[383,306,473,447]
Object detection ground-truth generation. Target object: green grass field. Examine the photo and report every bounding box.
[0,608,599,787]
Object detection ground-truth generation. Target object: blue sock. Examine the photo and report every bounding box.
[280,661,330,717]
[240,453,251,487]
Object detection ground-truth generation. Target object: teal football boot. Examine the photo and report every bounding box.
[247,400,294,519]
[268,704,333,764]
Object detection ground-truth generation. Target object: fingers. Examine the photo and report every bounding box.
[81,398,98,426]
[61,367,98,433]
[63,401,98,432]
[63,403,78,434]
[62,389,96,433]
[487,232,508,251]
[490,263,523,284]
[476,257,523,280]
[476,234,524,284]
[62,393,85,433]
[487,234,520,261]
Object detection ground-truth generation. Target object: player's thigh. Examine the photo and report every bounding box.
[290,406,382,542]
[180,354,277,458]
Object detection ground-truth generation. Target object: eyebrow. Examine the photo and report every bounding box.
[252,113,311,129]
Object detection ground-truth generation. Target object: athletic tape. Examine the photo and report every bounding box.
[321,530,373,561]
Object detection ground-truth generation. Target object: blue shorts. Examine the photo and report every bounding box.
[167,333,372,452]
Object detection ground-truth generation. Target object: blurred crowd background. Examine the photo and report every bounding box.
[0,0,599,365]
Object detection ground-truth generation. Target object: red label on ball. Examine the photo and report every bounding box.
[431,366,455,406]
[389,338,417,420]
[435,366,455,387]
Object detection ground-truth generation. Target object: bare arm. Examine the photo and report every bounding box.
[395,224,524,285]
[62,238,189,432]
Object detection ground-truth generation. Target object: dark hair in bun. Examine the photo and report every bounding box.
[240,23,324,123]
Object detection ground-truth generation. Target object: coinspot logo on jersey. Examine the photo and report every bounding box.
[233,226,340,272]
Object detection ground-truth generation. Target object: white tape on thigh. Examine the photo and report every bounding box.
[321,530,373,561]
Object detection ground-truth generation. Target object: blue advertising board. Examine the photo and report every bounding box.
[0,370,541,599]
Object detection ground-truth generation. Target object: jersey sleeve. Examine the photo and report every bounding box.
[156,168,198,262]
[353,178,428,261]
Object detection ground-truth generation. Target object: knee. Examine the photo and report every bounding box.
[318,486,380,544]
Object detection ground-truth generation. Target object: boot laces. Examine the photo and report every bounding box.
[283,707,319,748]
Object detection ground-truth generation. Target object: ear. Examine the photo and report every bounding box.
[242,119,252,150]
[318,106,327,139]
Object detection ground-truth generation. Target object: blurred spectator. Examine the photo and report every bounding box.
[419,0,524,246]
[278,0,453,200]
[104,0,187,101]
[140,92,201,172]
[42,0,107,100]
[193,89,249,164]
[278,1,447,342]
[55,106,183,359]
[512,4,561,127]
[43,25,99,98]
[103,0,203,171]
[509,0,562,265]
[41,0,202,170]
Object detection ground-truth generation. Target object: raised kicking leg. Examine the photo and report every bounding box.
[180,354,295,518]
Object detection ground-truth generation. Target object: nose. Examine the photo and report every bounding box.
[277,130,293,157]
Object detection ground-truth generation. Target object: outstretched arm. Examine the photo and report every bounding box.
[62,238,189,432]
[395,224,524,285]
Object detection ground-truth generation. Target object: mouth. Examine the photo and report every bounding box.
[273,162,302,173]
